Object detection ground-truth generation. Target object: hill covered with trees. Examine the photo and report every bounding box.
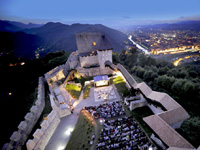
[0,20,131,59]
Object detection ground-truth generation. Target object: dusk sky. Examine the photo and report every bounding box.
[0,0,200,27]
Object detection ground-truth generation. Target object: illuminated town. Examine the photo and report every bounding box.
[128,27,200,66]
[130,28,200,53]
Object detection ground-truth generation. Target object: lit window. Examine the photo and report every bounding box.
[93,42,96,46]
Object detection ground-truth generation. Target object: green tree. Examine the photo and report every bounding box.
[156,75,176,90]
[182,81,195,94]
[150,65,158,73]
[125,47,139,67]
[171,79,187,95]
[158,66,169,75]
[119,49,127,62]
[177,70,188,78]
[130,66,137,73]
[156,59,173,68]
[179,117,200,147]
[135,67,145,78]
[138,54,147,67]
[167,68,179,77]
[146,56,156,66]
[112,52,120,64]
[189,70,198,78]
[143,70,157,82]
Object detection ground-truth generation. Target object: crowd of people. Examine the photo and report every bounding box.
[83,101,125,119]
[96,116,152,150]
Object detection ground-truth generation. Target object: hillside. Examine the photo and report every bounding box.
[0,20,22,32]
[22,22,129,54]
[141,21,200,31]
[0,20,43,32]
[0,31,43,58]
[0,21,130,58]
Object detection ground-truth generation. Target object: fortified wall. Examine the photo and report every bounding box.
[77,66,113,77]
[26,110,60,150]
[2,77,45,150]
[25,58,73,150]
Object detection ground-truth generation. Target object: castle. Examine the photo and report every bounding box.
[64,32,113,77]
[2,32,197,150]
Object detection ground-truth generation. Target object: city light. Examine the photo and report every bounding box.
[151,48,200,55]
[20,62,25,65]
[173,55,200,66]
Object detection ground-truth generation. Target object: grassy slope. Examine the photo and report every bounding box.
[65,84,82,99]
[110,76,129,96]
[83,84,92,99]
[66,113,95,150]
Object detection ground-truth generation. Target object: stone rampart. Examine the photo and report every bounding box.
[49,94,71,118]
[2,77,45,150]
[77,66,113,77]
[26,110,60,150]
[129,99,148,111]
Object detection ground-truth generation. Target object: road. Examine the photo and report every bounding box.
[128,35,150,55]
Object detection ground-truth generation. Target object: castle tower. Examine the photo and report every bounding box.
[75,32,113,68]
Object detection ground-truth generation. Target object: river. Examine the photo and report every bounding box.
[128,35,150,55]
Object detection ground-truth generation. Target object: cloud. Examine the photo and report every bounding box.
[177,15,200,21]
[122,16,131,19]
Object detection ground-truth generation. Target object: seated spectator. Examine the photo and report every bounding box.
[96,116,153,150]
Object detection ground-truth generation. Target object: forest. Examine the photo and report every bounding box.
[113,48,200,147]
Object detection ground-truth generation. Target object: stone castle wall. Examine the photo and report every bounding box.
[2,77,45,150]
[77,66,113,77]
[26,110,60,150]
[25,61,72,150]
[79,55,98,68]
[49,93,71,118]
[97,50,112,69]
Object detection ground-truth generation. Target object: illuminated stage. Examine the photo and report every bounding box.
[94,75,109,87]
[94,86,116,102]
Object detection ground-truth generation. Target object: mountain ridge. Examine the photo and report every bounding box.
[0,20,130,58]
[22,22,129,54]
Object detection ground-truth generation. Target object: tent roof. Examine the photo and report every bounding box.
[94,75,109,82]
